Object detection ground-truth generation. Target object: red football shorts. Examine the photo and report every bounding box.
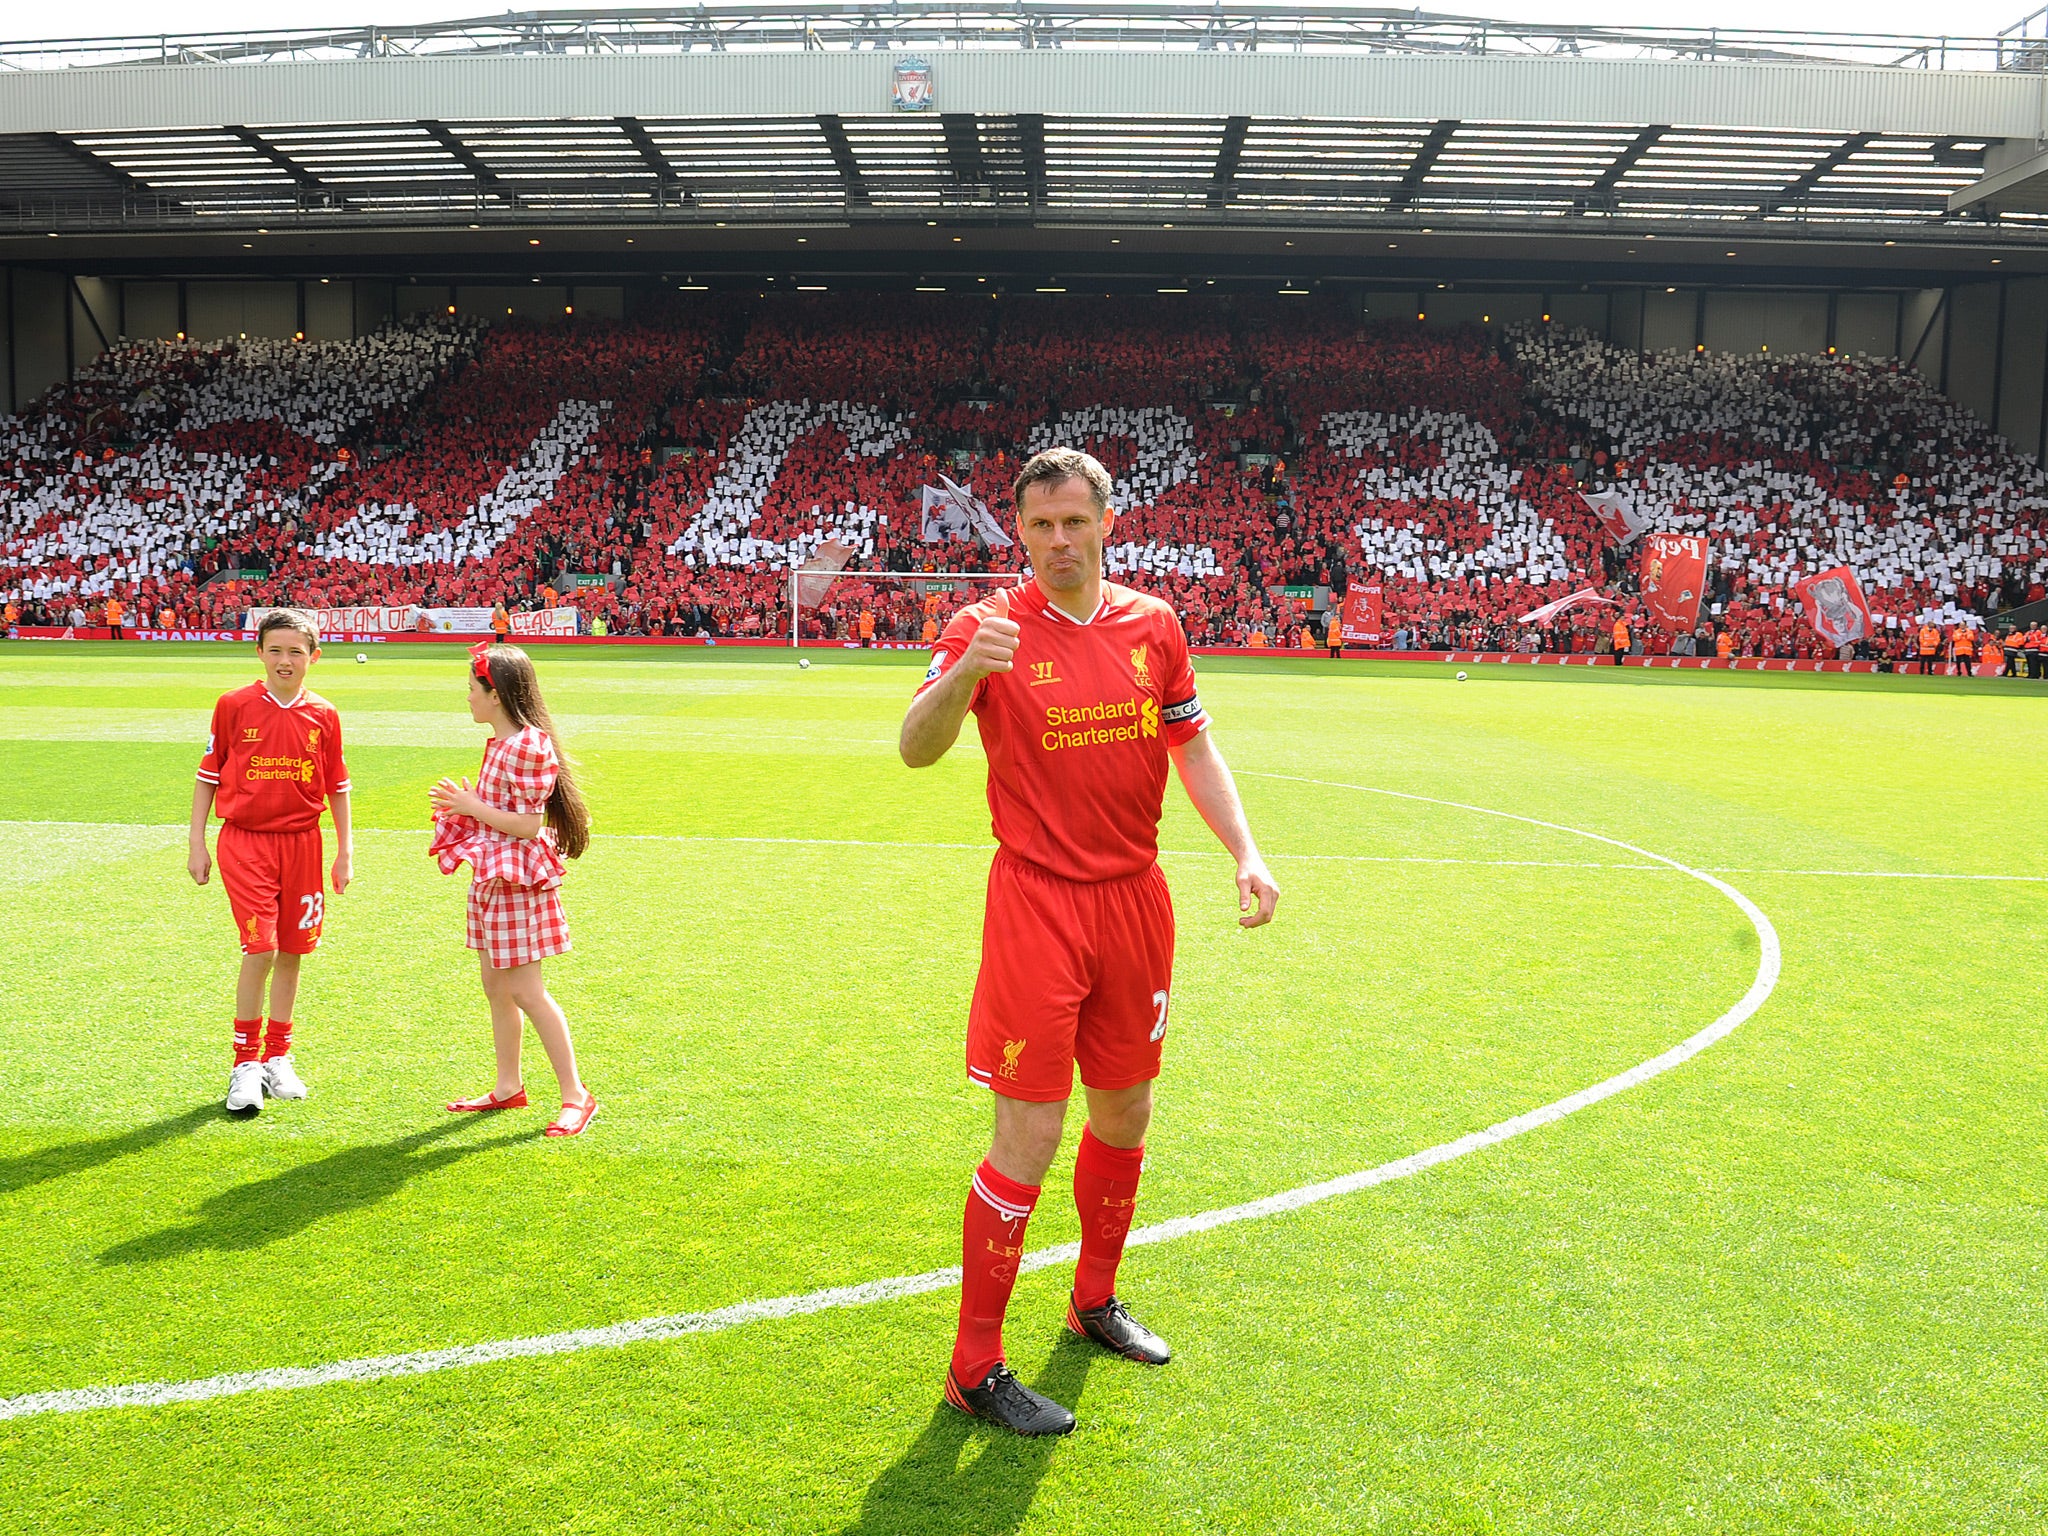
[967,850,1177,1102]
[217,823,327,956]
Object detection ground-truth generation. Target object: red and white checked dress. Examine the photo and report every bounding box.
[428,725,571,968]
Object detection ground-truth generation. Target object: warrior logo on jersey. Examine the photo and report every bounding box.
[243,726,260,742]
[1029,660,1060,687]
[1128,642,1153,689]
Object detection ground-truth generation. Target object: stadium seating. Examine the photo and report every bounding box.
[4,295,2044,656]
[1510,326,2048,652]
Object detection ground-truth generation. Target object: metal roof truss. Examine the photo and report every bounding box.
[0,114,2007,236]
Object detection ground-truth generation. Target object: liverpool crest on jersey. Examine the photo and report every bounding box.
[1128,642,1152,689]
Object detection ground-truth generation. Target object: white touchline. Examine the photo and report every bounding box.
[0,785,1781,1422]
[3,822,2040,882]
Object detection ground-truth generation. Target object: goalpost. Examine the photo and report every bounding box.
[787,567,1024,648]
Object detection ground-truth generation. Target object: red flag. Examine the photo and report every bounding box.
[794,540,855,608]
[1517,585,1618,626]
[1580,488,1652,545]
[1638,534,1708,631]
[1339,582,1383,644]
[1793,565,1873,650]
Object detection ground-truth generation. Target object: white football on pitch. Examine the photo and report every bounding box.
[1456,670,1468,681]
[356,653,368,664]
[798,658,811,669]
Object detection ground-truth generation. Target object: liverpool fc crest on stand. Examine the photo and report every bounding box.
[892,56,933,111]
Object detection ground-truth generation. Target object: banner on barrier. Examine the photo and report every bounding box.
[8,626,391,643]
[137,629,264,642]
[509,608,580,637]
[215,607,580,638]
[1338,582,1384,644]
[243,605,419,636]
[416,607,494,634]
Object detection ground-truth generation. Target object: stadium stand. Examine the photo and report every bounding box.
[5,295,2046,660]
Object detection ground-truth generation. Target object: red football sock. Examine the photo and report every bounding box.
[232,1018,262,1066]
[1072,1125,1146,1311]
[262,1017,293,1061]
[950,1159,1039,1387]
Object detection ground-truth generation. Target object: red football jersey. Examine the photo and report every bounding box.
[919,580,1208,882]
[197,681,351,833]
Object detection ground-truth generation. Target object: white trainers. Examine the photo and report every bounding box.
[226,1059,266,1115]
[262,1054,309,1100]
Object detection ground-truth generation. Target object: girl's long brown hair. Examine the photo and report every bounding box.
[477,644,591,859]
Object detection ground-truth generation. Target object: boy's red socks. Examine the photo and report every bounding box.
[1072,1125,1146,1311]
[232,1019,262,1066]
[951,1159,1039,1387]
[262,1017,293,1061]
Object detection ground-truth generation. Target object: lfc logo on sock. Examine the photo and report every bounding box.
[984,1236,1023,1281]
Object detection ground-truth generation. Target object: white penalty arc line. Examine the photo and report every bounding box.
[1,785,1780,1422]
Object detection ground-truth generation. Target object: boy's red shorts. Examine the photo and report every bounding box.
[217,823,327,956]
[967,850,1176,1102]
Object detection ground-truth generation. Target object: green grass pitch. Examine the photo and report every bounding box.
[0,640,2041,1534]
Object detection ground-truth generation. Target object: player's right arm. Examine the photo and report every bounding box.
[189,700,227,885]
[188,779,215,885]
[899,613,1020,768]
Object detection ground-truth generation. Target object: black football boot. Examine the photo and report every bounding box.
[943,1364,1078,1436]
[1066,1295,1172,1366]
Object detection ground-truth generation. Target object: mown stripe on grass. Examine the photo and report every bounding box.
[2,822,2038,882]
[0,789,1781,1422]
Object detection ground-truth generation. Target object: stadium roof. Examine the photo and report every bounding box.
[6,7,2045,71]
[4,6,2048,282]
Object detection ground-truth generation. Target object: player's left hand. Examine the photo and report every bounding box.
[1236,855,1279,928]
[429,775,481,818]
[331,851,353,895]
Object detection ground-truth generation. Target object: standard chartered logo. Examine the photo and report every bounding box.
[1040,696,1155,751]
[245,755,316,783]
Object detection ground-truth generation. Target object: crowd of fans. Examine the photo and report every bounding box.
[2,294,2044,665]
[1509,325,2048,657]
[1,320,476,627]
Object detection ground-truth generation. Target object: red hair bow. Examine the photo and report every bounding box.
[469,640,495,685]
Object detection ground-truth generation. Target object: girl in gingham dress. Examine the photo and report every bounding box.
[428,642,599,1136]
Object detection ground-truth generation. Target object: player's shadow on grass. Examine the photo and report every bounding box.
[839,1334,1097,1536]
[96,1117,537,1266]
[0,1103,217,1196]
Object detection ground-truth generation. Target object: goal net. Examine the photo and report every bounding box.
[787,562,1025,649]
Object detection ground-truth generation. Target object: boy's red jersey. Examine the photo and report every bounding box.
[919,580,1208,883]
[197,682,351,832]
